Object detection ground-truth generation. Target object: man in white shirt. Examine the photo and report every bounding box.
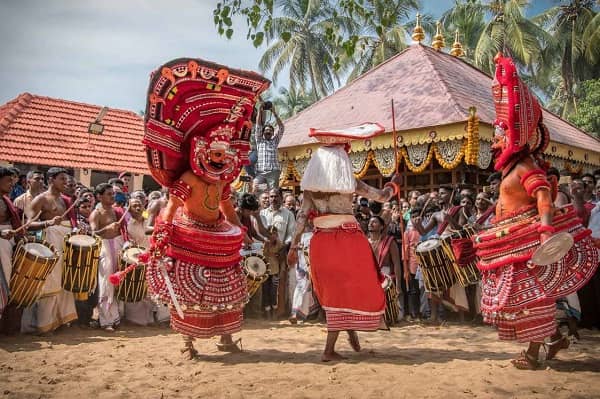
[260,188,296,317]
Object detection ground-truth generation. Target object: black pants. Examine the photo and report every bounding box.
[407,273,420,318]
[262,274,279,310]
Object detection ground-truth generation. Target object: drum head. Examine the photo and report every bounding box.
[244,256,267,278]
[68,234,96,246]
[23,242,55,258]
[123,247,145,265]
[416,239,442,253]
[531,232,574,266]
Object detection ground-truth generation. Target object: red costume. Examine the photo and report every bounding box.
[309,222,385,331]
[142,58,269,339]
[474,55,598,342]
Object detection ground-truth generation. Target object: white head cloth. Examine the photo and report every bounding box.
[300,145,356,194]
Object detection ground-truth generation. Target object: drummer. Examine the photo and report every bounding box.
[411,186,469,324]
[25,167,78,334]
[89,183,127,331]
[122,197,155,326]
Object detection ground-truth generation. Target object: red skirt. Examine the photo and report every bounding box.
[475,205,598,342]
[147,214,247,339]
[309,225,385,331]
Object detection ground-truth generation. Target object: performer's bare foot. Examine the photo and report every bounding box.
[181,335,198,360]
[546,333,570,360]
[216,334,242,352]
[511,350,540,370]
[321,351,347,362]
[347,330,361,352]
[181,346,199,360]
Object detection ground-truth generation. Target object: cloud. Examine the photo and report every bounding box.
[0,0,268,111]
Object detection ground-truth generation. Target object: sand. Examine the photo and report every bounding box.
[1,320,599,399]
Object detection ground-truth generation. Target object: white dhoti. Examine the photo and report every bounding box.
[98,236,123,328]
[27,224,77,333]
[291,232,317,319]
[0,224,14,317]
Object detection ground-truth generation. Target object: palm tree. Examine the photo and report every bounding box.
[533,1,599,118]
[341,0,422,83]
[471,1,551,75]
[259,0,354,100]
[272,86,314,119]
[440,0,487,64]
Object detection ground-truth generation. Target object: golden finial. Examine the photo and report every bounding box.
[450,30,465,57]
[431,21,445,51]
[412,13,425,43]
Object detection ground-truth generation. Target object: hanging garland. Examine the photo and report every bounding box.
[354,151,374,178]
[465,106,480,165]
[564,161,584,175]
[401,144,433,173]
[372,147,397,177]
[349,150,371,175]
[433,139,465,169]
[477,140,492,170]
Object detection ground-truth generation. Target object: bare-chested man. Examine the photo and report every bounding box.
[25,167,78,334]
[13,170,45,220]
[411,186,468,324]
[89,183,125,331]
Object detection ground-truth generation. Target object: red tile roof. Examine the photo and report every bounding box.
[280,44,600,155]
[0,93,146,173]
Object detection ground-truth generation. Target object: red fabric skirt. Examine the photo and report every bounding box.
[309,226,385,331]
[474,205,598,342]
[147,214,247,339]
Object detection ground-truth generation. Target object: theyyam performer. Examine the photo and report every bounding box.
[287,123,402,362]
[474,54,598,369]
[140,57,269,359]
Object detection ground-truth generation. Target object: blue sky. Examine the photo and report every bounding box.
[0,0,558,112]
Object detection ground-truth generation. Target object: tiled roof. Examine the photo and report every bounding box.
[280,44,600,154]
[0,93,146,173]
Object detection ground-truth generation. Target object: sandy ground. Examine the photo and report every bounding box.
[1,319,599,399]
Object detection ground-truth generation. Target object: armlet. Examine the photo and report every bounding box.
[520,169,550,197]
[169,179,192,202]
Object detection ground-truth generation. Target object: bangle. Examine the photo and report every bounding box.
[537,225,556,234]
[384,182,399,196]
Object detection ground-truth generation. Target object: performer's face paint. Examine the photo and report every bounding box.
[491,125,508,161]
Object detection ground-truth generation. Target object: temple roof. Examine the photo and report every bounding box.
[0,93,146,173]
[279,44,600,157]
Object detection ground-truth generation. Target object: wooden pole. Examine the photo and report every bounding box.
[391,100,410,288]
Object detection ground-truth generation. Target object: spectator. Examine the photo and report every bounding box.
[255,101,284,189]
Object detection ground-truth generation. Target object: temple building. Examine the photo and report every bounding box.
[275,43,600,194]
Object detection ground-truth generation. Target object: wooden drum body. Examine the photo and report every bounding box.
[10,238,59,307]
[241,244,270,299]
[117,247,148,302]
[62,233,101,295]
[416,238,456,292]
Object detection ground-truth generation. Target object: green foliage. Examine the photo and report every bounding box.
[568,79,600,137]
[212,0,599,118]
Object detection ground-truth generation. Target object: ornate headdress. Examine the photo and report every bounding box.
[491,54,549,171]
[143,58,270,186]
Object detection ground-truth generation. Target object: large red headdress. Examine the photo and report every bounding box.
[491,54,549,171]
[143,58,270,186]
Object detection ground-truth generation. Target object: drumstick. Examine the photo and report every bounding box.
[13,211,42,234]
[117,206,130,225]
[60,201,78,219]
[419,197,432,218]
